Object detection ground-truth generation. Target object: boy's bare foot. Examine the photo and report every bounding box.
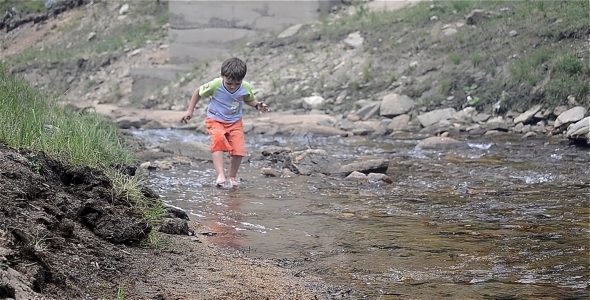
[228,177,240,187]
[216,175,226,187]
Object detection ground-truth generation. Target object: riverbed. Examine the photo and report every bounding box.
[131,128,589,300]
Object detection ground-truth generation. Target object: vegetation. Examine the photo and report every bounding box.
[0,64,164,247]
[6,1,169,67]
[317,0,589,112]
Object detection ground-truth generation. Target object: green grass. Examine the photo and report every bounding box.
[0,0,45,14]
[0,65,134,166]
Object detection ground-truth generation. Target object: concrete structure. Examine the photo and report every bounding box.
[168,0,338,64]
[132,0,338,102]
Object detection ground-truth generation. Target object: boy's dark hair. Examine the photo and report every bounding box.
[221,57,247,81]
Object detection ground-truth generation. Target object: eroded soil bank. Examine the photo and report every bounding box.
[0,143,340,300]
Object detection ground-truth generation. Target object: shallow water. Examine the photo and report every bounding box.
[132,129,590,299]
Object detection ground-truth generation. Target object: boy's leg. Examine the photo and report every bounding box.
[206,118,234,185]
[228,155,243,186]
[212,151,226,185]
[226,120,247,187]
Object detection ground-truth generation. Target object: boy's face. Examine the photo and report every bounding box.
[222,76,242,93]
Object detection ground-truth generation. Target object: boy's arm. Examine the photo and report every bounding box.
[243,82,269,113]
[181,89,201,122]
[181,79,220,122]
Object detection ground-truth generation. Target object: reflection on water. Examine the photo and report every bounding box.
[132,129,590,299]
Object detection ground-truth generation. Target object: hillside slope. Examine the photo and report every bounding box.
[1,0,589,139]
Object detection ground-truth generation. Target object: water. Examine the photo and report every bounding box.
[132,129,590,299]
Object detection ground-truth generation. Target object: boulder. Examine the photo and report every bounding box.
[356,102,381,120]
[286,149,339,176]
[387,114,410,131]
[513,104,542,124]
[554,106,586,128]
[566,117,590,144]
[417,108,456,127]
[380,93,415,118]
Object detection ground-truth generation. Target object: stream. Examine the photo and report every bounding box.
[131,128,589,300]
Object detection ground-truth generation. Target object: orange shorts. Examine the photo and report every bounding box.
[205,118,247,157]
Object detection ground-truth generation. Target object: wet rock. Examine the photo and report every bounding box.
[162,207,189,220]
[415,136,466,149]
[337,119,355,131]
[338,159,389,177]
[293,124,348,137]
[554,106,586,128]
[345,171,367,181]
[367,173,393,184]
[286,149,339,176]
[379,93,415,118]
[282,168,297,177]
[513,104,542,124]
[261,167,280,177]
[523,131,537,139]
[158,141,210,161]
[159,218,188,235]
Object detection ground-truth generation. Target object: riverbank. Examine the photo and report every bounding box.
[0,142,341,299]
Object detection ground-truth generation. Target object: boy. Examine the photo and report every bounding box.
[181,57,269,187]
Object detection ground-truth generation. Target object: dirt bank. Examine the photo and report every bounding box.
[0,143,341,299]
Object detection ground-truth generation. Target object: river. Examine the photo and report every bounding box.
[131,128,589,300]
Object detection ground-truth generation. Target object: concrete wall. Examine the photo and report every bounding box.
[168,0,338,65]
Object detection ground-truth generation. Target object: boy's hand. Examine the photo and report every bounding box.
[181,113,192,124]
[255,102,269,113]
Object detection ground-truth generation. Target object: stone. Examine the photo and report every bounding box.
[343,31,364,48]
[387,114,410,131]
[356,102,381,121]
[119,4,129,15]
[553,105,569,117]
[523,131,537,139]
[554,106,587,128]
[379,93,415,118]
[278,24,303,39]
[367,173,393,184]
[415,136,466,149]
[472,113,491,123]
[416,108,456,127]
[513,104,542,124]
[261,168,280,177]
[302,96,326,110]
[566,117,590,144]
[453,107,477,123]
[466,9,486,25]
[338,159,389,177]
[346,171,367,181]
